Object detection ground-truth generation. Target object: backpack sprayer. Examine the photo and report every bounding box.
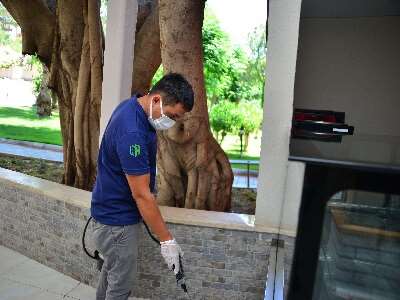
[82,217,191,299]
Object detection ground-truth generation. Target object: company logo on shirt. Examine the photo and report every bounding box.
[130,144,141,157]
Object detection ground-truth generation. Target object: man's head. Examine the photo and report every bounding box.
[147,73,194,122]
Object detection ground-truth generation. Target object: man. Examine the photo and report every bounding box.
[91,73,194,300]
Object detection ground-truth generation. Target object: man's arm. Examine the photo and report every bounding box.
[125,173,172,242]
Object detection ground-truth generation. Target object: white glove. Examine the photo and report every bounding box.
[160,239,184,275]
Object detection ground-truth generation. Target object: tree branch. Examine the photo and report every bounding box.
[131,0,161,95]
[137,0,155,32]
[1,0,55,65]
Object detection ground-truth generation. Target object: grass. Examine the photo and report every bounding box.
[0,106,62,145]
[219,133,261,171]
[0,105,260,170]
[227,151,260,171]
[227,152,260,171]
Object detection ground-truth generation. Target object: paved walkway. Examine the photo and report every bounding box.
[232,173,258,189]
[0,245,146,300]
[0,139,63,162]
[0,245,96,300]
[0,138,258,188]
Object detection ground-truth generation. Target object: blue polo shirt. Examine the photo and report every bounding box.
[91,96,156,225]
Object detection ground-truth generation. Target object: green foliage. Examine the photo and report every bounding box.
[202,7,251,105]
[0,27,10,45]
[0,27,22,67]
[0,4,18,28]
[7,35,21,52]
[0,46,22,69]
[0,3,21,52]
[26,54,44,96]
[224,47,251,102]
[202,6,266,109]
[210,100,240,142]
[244,25,266,105]
[202,8,231,105]
[236,101,262,135]
[210,100,262,144]
[32,73,43,96]
[0,3,22,68]
[24,54,41,67]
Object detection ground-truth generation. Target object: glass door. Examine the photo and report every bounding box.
[313,191,400,300]
[286,161,400,300]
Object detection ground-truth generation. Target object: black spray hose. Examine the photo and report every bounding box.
[82,217,190,298]
[82,216,104,271]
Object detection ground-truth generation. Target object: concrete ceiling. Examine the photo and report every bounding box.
[301,0,400,18]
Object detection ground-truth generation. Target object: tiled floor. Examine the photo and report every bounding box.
[0,245,146,300]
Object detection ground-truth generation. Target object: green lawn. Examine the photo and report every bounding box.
[226,151,260,171]
[0,106,62,145]
[0,106,260,170]
[220,134,261,171]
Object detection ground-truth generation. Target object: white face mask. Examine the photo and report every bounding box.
[148,98,176,131]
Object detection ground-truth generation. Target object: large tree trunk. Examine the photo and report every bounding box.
[2,0,102,190]
[131,0,161,95]
[3,0,161,190]
[47,0,102,190]
[4,0,234,205]
[156,0,233,211]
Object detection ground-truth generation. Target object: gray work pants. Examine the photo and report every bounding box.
[92,219,139,300]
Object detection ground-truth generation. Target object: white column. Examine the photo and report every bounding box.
[280,161,305,235]
[100,0,138,141]
[255,0,302,231]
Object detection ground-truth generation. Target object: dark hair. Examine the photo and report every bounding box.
[149,73,194,112]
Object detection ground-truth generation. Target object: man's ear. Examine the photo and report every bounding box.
[152,94,161,104]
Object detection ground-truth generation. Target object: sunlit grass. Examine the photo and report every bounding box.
[220,133,261,170]
[0,106,62,145]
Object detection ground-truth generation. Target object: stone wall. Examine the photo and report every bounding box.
[0,181,97,285]
[0,168,294,299]
[136,224,274,299]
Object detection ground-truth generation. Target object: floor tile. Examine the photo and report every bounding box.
[4,258,79,295]
[65,283,96,300]
[0,277,62,300]
[0,246,28,275]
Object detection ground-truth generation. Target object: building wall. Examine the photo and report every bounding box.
[293,16,400,137]
[0,168,294,299]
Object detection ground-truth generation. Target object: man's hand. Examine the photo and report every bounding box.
[160,239,184,274]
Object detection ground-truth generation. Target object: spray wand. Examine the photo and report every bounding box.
[142,221,191,299]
